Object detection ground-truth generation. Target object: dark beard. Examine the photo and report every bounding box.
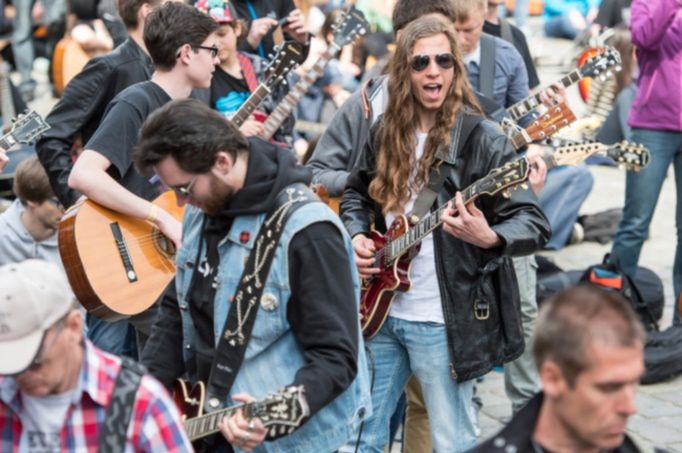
[202,173,233,216]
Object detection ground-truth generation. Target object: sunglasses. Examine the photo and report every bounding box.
[170,175,199,198]
[194,45,219,58]
[410,53,456,72]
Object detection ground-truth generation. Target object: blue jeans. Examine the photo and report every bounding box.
[358,317,476,452]
[540,164,594,249]
[611,128,682,325]
[86,314,137,358]
[544,15,580,40]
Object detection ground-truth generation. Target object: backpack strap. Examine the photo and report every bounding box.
[499,18,514,45]
[478,33,497,101]
[98,357,147,451]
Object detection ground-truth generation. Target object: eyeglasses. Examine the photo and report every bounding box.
[193,45,219,58]
[410,53,456,72]
[27,318,67,371]
[169,175,199,198]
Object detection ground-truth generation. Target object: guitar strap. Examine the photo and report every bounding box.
[409,114,484,220]
[479,34,497,102]
[204,183,315,414]
[98,357,146,451]
[237,52,259,94]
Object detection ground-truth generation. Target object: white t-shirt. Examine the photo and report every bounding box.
[19,387,79,453]
[385,132,444,324]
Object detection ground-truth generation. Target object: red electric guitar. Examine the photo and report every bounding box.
[360,140,650,338]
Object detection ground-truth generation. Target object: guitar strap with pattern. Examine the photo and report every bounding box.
[237,52,259,93]
[98,357,146,451]
[204,183,315,414]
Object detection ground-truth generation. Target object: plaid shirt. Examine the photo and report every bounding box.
[0,340,192,452]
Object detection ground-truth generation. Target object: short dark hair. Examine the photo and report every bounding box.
[392,0,457,33]
[134,99,249,175]
[533,285,646,386]
[118,0,161,30]
[13,156,54,204]
[143,2,218,71]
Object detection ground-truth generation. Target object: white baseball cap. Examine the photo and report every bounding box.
[0,260,74,375]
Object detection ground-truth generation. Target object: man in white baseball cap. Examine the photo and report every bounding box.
[0,259,193,451]
[0,259,74,376]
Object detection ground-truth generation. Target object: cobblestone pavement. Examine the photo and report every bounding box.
[17,20,682,453]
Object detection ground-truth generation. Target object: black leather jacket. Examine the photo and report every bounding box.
[36,38,152,208]
[468,393,643,453]
[341,113,551,382]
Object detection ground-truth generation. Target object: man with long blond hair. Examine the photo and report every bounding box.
[340,14,550,452]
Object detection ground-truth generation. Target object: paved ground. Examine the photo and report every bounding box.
[15,19,682,453]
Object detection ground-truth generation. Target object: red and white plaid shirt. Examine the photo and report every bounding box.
[0,340,192,452]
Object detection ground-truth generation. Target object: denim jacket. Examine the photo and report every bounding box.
[175,199,372,453]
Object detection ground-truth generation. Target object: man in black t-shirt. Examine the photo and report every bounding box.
[484,0,540,90]
[68,2,219,352]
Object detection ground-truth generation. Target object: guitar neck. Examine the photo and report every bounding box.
[232,85,272,127]
[261,44,340,140]
[184,403,244,441]
[0,130,17,152]
[506,69,582,121]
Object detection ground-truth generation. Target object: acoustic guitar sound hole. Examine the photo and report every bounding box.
[153,230,177,259]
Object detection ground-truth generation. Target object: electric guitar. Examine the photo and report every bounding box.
[230,40,304,128]
[506,47,621,122]
[0,110,50,151]
[259,6,368,140]
[359,139,648,338]
[58,191,185,320]
[173,379,309,443]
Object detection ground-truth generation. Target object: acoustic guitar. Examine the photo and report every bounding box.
[359,140,650,338]
[58,191,185,320]
[51,36,91,96]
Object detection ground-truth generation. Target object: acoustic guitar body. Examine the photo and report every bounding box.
[52,36,91,96]
[360,216,419,338]
[59,191,185,320]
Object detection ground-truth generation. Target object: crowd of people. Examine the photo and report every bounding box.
[0,0,679,451]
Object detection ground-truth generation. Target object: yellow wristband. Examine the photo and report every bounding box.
[146,205,159,223]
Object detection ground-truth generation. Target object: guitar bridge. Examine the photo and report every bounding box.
[110,222,138,283]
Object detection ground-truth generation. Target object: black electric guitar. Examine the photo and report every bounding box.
[506,47,622,121]
[230,40,304,128]
[259,6,368,140]
[173,379,309,443]
[359,139,647,338]
[1,110,50,152]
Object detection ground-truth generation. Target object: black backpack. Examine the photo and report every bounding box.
[579,254,660,332]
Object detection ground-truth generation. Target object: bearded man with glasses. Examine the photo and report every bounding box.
[0,259,193,451]
[341,14,550,452]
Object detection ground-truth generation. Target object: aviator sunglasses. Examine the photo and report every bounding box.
[410,53,456,72]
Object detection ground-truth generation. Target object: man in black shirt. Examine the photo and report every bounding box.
[470,286,645,453]
[68,2,219,353]
[484,0,540,90]
[136,99,370,452]
[37,0,161,209]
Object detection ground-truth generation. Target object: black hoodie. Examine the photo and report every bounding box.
[142,138,359,423]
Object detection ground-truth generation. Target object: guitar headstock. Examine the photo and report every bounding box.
[245,386,310,439]
[524,102,577,143]
[552,141,608,167]
[331,5,369,48]
[263,41,305,89]
[607,141,651,172]
[4,110,50,147]
[474,159,530,199]
[579,46,622,81]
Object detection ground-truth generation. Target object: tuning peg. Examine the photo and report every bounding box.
[502,189,511,199]
[521,183,528,190]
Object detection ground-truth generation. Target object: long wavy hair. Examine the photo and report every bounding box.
[369,14,481,215]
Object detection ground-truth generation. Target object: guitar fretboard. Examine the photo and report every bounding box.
[261,44,340,140]
[184,405,241,441]
[231,85,272,127]
[506,69,582,121]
